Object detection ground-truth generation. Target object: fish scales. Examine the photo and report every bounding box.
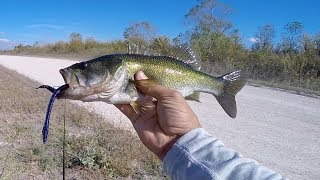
[122,54,223,95]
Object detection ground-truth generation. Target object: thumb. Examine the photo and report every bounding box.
[134,71,177,100]
[134,70,148,80]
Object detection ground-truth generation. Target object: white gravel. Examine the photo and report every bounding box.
[1,55,319,179]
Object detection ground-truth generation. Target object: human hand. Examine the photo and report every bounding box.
[115,71,201,160]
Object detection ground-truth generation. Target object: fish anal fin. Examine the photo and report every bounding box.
[185,92,200,102]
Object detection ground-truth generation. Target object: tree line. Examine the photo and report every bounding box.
[1,0,319,92]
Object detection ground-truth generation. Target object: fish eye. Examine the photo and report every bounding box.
[79,62,88,70]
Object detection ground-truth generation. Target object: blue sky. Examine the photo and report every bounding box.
[0,0,319,50]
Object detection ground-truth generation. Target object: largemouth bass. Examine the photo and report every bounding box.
[57,50,246,118]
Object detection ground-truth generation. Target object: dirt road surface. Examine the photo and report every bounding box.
[1,55,319,179]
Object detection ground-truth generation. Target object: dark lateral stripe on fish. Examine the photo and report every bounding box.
[42,84,69,144]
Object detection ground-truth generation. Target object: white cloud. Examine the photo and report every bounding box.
[0,38,10,43]
[249,37,259,43]
[26,24,64,30]
[0,38,16,50]
[0,32,4,36]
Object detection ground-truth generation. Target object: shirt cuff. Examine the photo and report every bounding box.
[163,128,213,176]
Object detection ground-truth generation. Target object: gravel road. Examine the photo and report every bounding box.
[1,55,319,179]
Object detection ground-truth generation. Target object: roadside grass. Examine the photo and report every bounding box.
[0,39,127,61]
[0,65,165,179]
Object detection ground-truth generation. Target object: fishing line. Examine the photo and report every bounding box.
[63,99,66,180]
[38,84,69,179]
[38,84,68,178]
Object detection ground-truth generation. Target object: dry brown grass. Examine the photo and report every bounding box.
[0,65,165,179]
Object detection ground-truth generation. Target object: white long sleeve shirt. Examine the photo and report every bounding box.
[163,128,285,180]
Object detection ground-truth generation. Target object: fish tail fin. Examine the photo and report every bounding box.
[214,70,247,118]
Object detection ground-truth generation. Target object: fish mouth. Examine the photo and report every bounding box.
[59,68,69,84]
[59,68,78,86]
[58,68,93,100]
[58,68,79,98]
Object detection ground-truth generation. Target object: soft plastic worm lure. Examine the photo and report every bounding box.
[37,84,69,143]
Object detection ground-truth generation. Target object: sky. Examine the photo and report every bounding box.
[0,0,319,50]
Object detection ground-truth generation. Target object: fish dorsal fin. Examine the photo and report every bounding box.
[168,45,201,71]
[127,43,159,56]
[127,43,201,70]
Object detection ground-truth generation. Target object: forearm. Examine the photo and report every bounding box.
[163,128,284,180]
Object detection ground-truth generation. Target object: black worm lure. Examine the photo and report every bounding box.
[37,85,56,93]
[37,84,69,144]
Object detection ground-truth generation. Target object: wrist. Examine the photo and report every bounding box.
[158,126,201,160]
[158,136,180,160]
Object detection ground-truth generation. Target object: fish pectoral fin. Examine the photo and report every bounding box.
[185,92,200,102]
[130,101,155,114]
[130,102,141,114]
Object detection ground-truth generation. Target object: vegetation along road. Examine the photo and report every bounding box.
[0,55,319,179]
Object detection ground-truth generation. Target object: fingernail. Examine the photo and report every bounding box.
[135,71,148,80]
